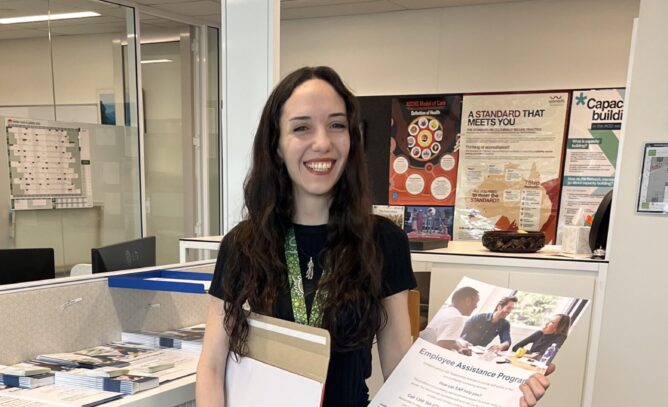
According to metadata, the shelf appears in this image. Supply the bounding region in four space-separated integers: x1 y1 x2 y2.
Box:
107 270 212 294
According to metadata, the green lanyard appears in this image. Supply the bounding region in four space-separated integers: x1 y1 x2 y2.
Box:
285 227 325 327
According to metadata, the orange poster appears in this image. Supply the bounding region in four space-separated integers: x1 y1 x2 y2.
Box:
388 96 462 206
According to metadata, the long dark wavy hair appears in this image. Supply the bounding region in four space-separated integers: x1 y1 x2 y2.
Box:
553 314 571 337
221 66 385 355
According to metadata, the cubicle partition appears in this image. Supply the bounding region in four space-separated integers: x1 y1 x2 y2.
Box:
0 261 213 406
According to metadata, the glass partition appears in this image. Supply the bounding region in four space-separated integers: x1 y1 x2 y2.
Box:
139 14 222 264
139 13 193 265
207 26 221 238
0 0 141 275
0 0 54 120
0 0 221 277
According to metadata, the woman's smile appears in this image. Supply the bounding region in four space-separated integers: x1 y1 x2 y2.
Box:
304 159 335 174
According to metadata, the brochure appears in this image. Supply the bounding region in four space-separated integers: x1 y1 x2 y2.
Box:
121 324 204 351
36 342 158 369
54 369 159 395
0 384 122 406
371 277 589 407
0 391 54 406
0 363 54 390
0 372 54 389
126 348 199 383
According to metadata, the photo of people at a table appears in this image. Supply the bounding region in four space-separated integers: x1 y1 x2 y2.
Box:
419 277 588 372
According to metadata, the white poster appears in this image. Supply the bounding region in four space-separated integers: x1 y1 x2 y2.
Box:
556 89 623 242
371 338 531 407
453 93 569 243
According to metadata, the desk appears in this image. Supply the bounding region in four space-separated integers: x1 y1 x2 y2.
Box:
178 236 223 263
411 241 599 262
105 375 195 407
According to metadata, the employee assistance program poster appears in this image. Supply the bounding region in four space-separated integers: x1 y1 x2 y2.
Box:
453 92 569 243
371 277 589 407
388 95 462 206
556 89 623 243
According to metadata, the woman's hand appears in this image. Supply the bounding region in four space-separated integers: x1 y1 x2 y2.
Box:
519 364 555 407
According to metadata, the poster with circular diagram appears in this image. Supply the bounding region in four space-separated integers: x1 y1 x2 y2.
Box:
388 95 462 205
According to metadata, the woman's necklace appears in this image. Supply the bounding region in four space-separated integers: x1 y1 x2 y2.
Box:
285 227 326 327
299 248 316 280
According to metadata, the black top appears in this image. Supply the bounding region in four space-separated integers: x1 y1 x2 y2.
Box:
512 331 567 357
209 216 416 407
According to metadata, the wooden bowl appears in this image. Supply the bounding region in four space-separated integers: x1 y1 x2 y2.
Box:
481 230 545 253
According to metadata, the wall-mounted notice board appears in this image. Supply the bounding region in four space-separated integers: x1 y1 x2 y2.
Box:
5 117 93 210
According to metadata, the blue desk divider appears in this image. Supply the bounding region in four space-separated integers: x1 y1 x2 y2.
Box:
107 270 213 294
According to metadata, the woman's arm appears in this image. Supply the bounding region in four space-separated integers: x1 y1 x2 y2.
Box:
377 290 412 380
196 296 230 406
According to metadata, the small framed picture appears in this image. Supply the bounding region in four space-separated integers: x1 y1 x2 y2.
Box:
98 91 116 125
637 143 668 213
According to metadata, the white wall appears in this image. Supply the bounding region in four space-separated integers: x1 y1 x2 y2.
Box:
222 0 280 232
281 0 639 95
592 0 668 404
52 34 118 105
0 34 117 106
0 37 54 105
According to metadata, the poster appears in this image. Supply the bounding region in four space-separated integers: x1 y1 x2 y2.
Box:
98 91 116 125
371 277 589 407
388 95 462 206
453 93 569 243
5 117 93 210
637 143 668 213
372 205 405 229
404 206 453 240
556 89 623 243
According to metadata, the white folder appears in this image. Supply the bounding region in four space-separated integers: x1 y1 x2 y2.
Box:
225 314 330 406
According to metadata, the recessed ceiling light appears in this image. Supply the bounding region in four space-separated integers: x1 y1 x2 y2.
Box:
0 11 101 25
141 59 173 64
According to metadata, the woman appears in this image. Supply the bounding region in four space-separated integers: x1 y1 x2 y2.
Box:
196 66 551 407
513 314 571 358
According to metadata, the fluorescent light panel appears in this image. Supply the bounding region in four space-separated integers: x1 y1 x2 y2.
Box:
141 59 173 64
0 11 100 25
